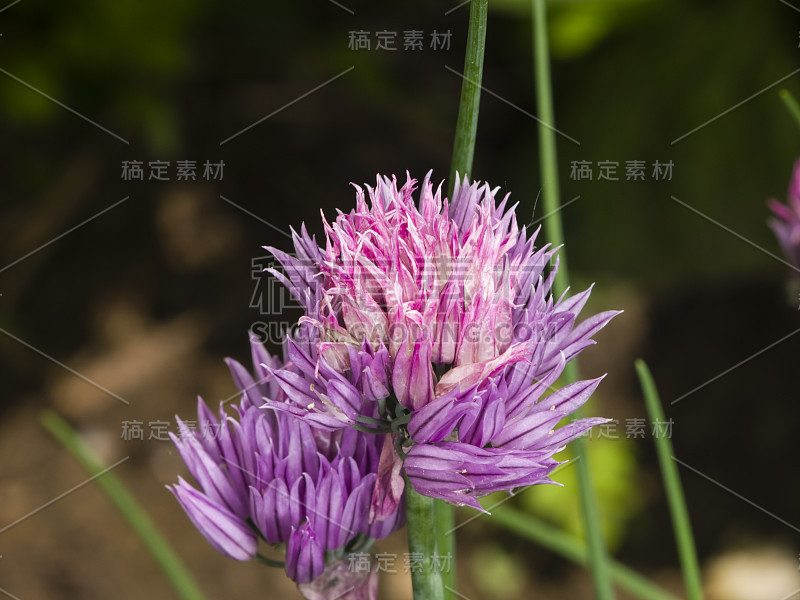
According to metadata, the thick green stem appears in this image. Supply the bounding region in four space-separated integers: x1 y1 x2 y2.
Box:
448 0 489 193
532 1 616 599
441 1 489 596
405 477 445 600
635 361 704 600
433 500 456 597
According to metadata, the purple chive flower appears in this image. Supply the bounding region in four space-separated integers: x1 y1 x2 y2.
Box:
265 173 619 512
169 334 403 589
768 159 800 271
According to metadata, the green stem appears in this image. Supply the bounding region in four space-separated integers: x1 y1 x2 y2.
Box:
405 476 445 600
40 410 209 600
255 553 285 568
433 500 456 598
532 1 616 598
779 89 800 131
448 0 489 193
570 429 616 596
635 361 704 600
532 0 569 294
441 1 489 595
489 506 681 600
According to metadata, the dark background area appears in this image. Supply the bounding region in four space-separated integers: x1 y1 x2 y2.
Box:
1 1 799 599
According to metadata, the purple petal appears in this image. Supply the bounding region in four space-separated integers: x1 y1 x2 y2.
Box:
225 357 264 408
369 434 405 521
458 388 506 448
405 442 561 510
493 377 604 450
285 521 325 584
407 392 479 444
170 426 247 517
170 479 257 561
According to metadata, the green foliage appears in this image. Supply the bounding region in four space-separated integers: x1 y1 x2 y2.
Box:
549 0 658 58
469 544 529 598
0 64 58 122
489 0 661 57
0 0 200 151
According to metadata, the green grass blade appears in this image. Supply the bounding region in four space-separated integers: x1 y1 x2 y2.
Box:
531 0 616 597
779 89 800 131
40 410 209 600
442 1 489 596
634 360 704 600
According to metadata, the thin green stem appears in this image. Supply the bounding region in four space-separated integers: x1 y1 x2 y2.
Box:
635 360 704 600
255 553 285 568
779 89 800 131
489 506 681 600
40 410 209 600
405 476 445 600
448 0 489 194
570 428 616 597
532 1 616 598
532 0 569 295
441 1 489 595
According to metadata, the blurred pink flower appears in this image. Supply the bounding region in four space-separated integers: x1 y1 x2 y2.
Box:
768 159 800 271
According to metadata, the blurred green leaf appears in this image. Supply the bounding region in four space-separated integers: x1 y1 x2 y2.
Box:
522 436 642 551
779 89 800 132
469 544 529 598
1 0 199 150
489 0 660 58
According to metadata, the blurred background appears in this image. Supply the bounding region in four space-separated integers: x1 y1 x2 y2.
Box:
1 0 799 598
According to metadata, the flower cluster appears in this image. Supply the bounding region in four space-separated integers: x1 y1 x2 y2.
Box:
264 173 618 512
170 171 616 596
169 334 403 586
768 159 800 271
